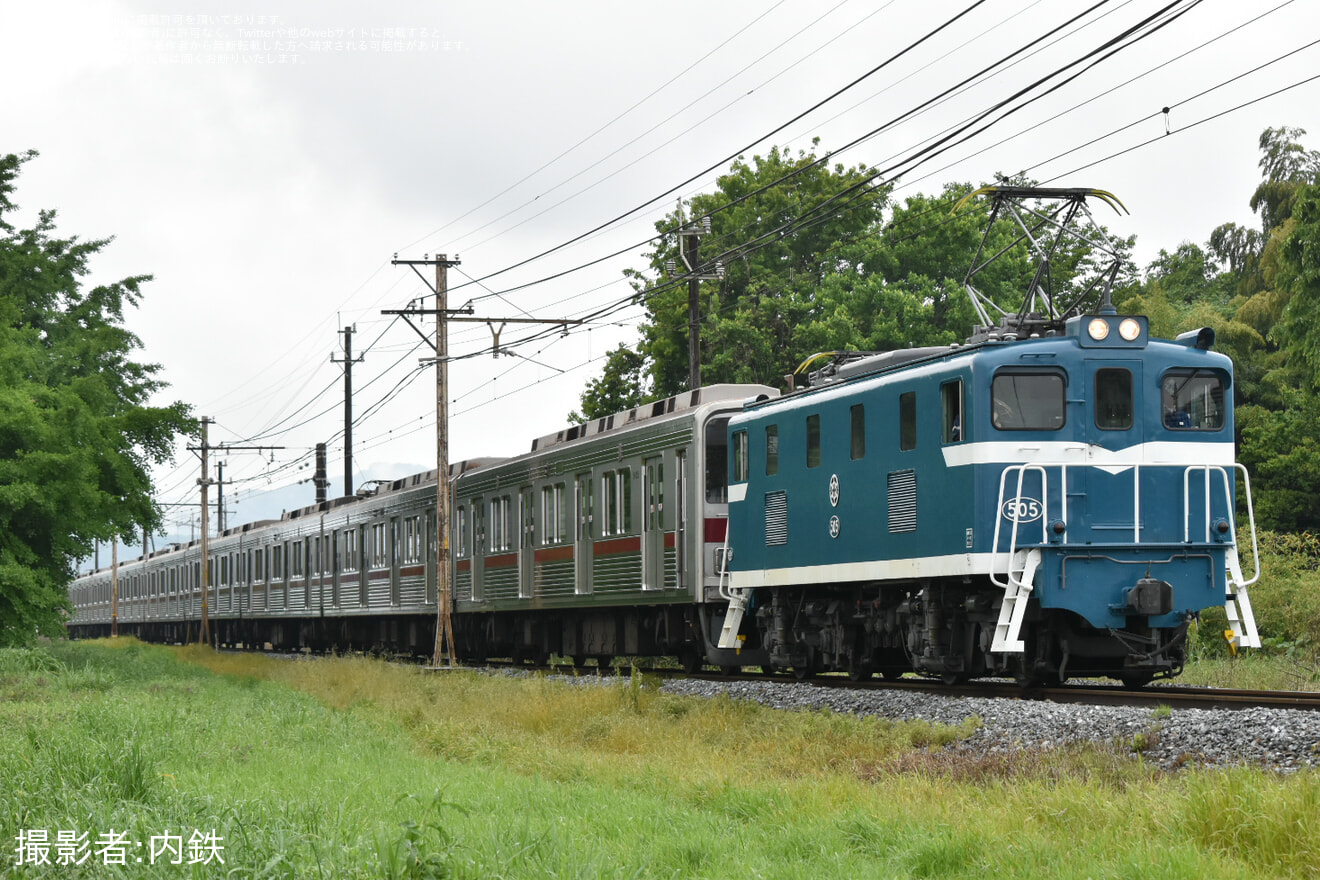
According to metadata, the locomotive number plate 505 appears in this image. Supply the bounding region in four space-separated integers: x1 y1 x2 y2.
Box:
1000 497 1043 522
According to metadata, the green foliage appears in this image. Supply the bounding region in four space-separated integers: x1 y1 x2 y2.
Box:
0 151 193 645
1239 394 1320 532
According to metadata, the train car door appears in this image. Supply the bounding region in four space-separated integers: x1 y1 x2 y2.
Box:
518 487 534 598
675 449 687 592
471 498 486 601
575 474 593 594
1082 360 1143 542
642 456 664 590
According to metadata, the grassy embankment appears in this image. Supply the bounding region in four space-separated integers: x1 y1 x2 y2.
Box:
2 639 1318 879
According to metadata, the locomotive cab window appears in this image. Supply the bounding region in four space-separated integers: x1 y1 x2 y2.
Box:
899 392 916 451
1162 369 1225 430
992 371 1065 431
731 430 748 483
941 380 963 443
850 405 865 460
1095 368 1133 430
765 425 779 475
806 414 821 467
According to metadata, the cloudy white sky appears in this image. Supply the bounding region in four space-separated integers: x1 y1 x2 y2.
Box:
3 0 1317 536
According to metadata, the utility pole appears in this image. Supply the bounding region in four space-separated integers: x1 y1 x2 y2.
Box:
187 419 283 648
332 325 363 497
110 539 118 637
314 443 329 505
197 417 213 646
675 214 722 391
385 254 582 667
217 461 226 534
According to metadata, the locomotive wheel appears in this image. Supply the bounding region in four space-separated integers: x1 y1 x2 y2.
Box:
595 655 614 673
940 672 970 686
571 654 588 669
1121 673 1154 689
791 665 815 681
880 668 905 681
847 660 872 682
717 664 741 676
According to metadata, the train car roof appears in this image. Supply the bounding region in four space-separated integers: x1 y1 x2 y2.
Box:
528 384 778 453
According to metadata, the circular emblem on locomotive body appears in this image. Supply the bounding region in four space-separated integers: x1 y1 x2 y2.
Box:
828 474 840 507
829 515 841 538
1000 497 1044 523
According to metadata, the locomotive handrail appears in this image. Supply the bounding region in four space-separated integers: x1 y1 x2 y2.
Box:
1181 464 1260 588
991 464 1049 590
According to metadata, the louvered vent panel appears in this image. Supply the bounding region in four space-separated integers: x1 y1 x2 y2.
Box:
765 491 789 546
888 470 917 533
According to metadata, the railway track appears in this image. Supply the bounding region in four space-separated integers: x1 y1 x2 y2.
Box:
478 658 1320 713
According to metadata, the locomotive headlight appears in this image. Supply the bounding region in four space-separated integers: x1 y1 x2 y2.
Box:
1087 318 1110 341
1118 318 1142 341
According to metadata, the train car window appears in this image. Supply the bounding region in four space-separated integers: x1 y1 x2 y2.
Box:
489 498 506 552
765 425 779 475
806 414 821 468
540 487 555 544
344 529 359 570
574 479 589 542
622 469 632 533
1095 368 1133 430
900 392 917 450
732 430 748 483
456 506 468 555
992 372 1065 430
292 541 305 577
520 490 534 549
850 405 865 460
705 417 730 503
604 472 619 535
272 544 284 579
1161 370 1225 430
941 380 963 443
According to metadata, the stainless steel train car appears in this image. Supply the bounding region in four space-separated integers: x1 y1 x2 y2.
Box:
66 387 777 669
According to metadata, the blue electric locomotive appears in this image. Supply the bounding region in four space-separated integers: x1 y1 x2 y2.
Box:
717 188 1260 685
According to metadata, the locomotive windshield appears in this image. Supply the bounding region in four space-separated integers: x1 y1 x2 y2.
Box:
1162 369 1225 430
991 372 1065 430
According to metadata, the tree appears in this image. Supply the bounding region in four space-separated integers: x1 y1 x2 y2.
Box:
576 144 1124 419
0 150 194 645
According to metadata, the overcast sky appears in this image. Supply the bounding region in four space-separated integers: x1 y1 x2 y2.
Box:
3 0 1317 534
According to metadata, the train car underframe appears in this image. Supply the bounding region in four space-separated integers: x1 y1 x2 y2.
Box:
751 578 1192 687
453 604 742 671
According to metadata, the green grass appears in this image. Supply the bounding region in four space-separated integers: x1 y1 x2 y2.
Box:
2 639 1318 878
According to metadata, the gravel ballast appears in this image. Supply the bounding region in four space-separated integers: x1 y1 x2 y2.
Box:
658 678 1320 772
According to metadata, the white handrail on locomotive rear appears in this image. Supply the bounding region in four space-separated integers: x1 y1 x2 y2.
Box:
715 520 749 650
990 464 1049 590
1181 464 1261 589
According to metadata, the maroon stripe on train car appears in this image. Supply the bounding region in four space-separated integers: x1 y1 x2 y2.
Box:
704 518 728 543
595 536 641 556
534 545 574 563
484 553 517 568
456 560 471 572
664 531 676 548
400 565 425 578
